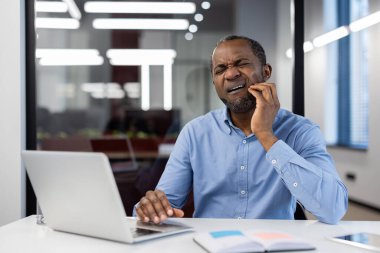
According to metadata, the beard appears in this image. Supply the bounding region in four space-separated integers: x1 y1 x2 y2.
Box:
220 92 256 113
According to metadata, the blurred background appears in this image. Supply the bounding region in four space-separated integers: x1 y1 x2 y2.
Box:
1 0 380 223
32 0 380 218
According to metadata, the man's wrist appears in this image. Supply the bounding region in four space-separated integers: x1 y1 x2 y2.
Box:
255 131 278 151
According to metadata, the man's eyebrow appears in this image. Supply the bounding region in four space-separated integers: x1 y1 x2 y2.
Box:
214 57 251 68
235 57 250 62
214 63 226 69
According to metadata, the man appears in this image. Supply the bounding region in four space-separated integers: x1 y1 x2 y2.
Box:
135 35 348 224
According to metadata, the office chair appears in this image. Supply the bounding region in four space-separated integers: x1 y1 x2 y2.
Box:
294 202 307 220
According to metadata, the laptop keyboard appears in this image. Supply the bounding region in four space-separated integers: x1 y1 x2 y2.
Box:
125 218 192 238
130 227 160 238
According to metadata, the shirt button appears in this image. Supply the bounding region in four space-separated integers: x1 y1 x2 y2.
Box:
242 140 247 144
240 165 245 170
293 182 298 187
240 190 246 195
271 159 277 165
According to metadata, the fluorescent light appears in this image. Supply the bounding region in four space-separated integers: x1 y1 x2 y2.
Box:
285 48 292 59
189 24 198 33
36 18 80 29
81 82 120 92
109 57 174 65
85 1 196 14
35 1 68 13
93 18 189 30
81 83 105 92
124 82 140 99
91 89 125 99
201 1 211 10
82 83 125 99
107 49 177 65
303 41 314 52
39 56 103 66
36 49 103 66
62 0 82 19
163 64 172 111
185 32 194 40
141 65 150 111
313 26 349 47
349 11 380 32
285 42 313 59
36 49 100 58
194 13 204 22
285 11 380 57
107 49 177 110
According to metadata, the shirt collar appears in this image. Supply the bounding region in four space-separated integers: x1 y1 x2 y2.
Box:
222 106 233 135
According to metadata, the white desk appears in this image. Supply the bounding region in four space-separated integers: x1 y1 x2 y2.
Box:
0 216 379 253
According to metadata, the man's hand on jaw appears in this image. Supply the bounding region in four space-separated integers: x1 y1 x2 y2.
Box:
135 190 184 224
248 83 280 151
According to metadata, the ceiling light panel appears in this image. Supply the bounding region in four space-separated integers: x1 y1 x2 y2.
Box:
313 26 349 47
62 0 82 19
85 1 196 14
36 18 80 29
349 11 380 32
36 49 103 66
93 18 189 30
35 1 68 13
107 49 176 65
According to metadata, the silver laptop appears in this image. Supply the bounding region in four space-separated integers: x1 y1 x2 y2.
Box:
21 150 193 243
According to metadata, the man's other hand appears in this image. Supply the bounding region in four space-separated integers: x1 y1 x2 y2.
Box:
135 190 184 224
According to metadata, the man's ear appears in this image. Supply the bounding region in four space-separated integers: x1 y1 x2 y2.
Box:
263 64 272 81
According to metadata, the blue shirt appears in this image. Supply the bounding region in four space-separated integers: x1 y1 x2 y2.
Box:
156 107 348 224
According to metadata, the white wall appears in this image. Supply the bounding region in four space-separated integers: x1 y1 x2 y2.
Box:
305 0 380 209
0 0 25 225
304 0 328 131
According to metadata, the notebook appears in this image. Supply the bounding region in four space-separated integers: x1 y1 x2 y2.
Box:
193 230 315 253
21 150 193 243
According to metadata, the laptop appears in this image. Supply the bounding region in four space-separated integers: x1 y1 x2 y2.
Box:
21 150 193 243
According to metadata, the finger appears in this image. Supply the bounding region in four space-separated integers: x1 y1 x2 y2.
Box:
146 191 167 223
136 204 149 222
268 83 280 107
140 196 160 224
248 86 264 103
253 83 280 109
259 83 278 102
250 84 274 103
173 208 185 218
155 190 174 217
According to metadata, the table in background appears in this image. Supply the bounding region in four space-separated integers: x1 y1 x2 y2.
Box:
0 216 379 253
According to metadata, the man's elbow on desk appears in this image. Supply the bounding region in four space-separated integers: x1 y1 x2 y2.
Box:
314 191 349 225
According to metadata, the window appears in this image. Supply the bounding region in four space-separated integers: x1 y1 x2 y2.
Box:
324 0 369 149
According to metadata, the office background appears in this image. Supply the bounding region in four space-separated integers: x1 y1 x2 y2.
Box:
1 0 380 226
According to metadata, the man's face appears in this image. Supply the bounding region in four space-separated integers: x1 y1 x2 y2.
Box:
211 39 268 113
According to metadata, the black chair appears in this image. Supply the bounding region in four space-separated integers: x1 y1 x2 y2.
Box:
294 202 307 220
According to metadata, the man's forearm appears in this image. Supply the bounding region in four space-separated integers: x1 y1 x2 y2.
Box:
266 140 348 224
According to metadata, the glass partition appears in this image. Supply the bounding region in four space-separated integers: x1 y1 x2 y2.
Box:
33 0 293 215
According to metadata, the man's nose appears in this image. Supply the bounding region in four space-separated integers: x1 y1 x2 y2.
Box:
224 66 240 80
